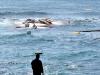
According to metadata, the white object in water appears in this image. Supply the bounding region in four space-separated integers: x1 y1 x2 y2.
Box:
52 20 65 25
67 64 78 70
71 32 80 35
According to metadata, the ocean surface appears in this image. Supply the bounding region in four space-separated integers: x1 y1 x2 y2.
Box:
0 0 100 75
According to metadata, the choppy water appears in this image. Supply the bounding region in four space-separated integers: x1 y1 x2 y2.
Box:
0 0 100 75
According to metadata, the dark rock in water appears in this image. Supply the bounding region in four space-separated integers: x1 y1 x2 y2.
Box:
27 31 31 35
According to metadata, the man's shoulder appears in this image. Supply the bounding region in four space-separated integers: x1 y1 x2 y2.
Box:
39 60 42 64
31 59 35 63
31 59 42 63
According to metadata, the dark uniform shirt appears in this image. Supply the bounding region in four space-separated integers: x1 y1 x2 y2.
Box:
31 59 43 75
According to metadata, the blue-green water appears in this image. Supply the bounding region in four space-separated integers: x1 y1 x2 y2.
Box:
0 0 100 75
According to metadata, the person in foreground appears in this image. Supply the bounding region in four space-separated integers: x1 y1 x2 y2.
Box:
31 53 44 75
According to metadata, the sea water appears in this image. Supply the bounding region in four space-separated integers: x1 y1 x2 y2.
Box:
0 0 100 75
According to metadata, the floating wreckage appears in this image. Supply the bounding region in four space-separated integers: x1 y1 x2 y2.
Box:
71 29 100 36
14 18 73 28
77 29 100 32
15 18 52 28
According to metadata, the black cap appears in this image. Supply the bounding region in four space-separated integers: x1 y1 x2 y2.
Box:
35 53 43 55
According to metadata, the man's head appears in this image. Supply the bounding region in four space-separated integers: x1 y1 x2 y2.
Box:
36 54 40 59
